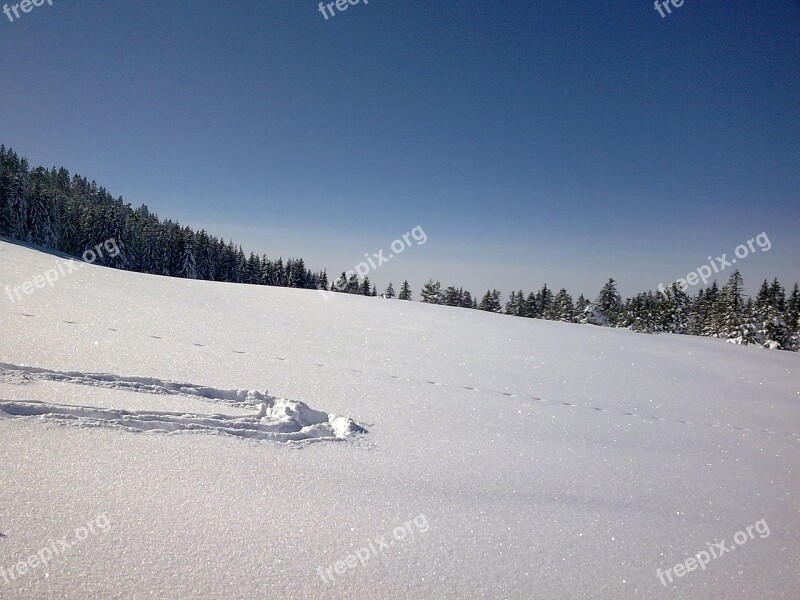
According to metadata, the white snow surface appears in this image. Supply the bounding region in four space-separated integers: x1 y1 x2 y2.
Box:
0 239 798 599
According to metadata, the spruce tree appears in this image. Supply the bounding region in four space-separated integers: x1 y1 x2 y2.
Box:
346 272 360 294
595 278 622 326
360 276 372 296
479 290 502 312
787 284 800 335
444 286 461 306
504 291 518 315
420 280 442 304
523 291 537 318
757 278 795 349
537 284 555 319
553 289 574 322
574 294 590 315
398 280 412 301
460 289 473 308
332 272 348 293
718 270 745 338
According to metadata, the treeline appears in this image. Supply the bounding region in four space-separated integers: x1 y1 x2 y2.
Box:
0 146 329 289
409 276 799 351
1 145 797 351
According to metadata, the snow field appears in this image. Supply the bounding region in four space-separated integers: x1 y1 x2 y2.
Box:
1 240 798 599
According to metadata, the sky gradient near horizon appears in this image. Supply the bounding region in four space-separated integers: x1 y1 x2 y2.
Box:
1 0 798 299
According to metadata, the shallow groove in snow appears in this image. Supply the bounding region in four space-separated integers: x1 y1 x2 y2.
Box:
0 363 366 442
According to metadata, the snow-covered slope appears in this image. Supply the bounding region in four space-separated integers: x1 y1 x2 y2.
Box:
1 239 798 599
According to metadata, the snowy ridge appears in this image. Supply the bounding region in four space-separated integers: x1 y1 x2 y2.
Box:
0 363 366 442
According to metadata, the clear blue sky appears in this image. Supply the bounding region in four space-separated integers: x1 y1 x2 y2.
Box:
1 0 798 299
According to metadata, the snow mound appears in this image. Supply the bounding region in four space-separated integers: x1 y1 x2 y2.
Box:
0 363 366 442
0 400 363 441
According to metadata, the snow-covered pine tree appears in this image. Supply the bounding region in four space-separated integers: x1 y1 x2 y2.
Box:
245 252 261 284
287 258 308 288
523 291 537 318
478 291 494 312
478 290 502 312
398 280 412 301
718 270 745 339
504 291 519 315
360 276 372 296
574 294 590 315
444 286 461 306
331 272 348 293
26 167 59 248
536 284 555 319
787 284 800 336
755 278 796 350
553 288 574 322
384 282 396 298
620 293 656 332
233 245 247 283
595 278 622 326
7 155 30 242
460 289 473 309
420 280 442 304
346 272 360 294
491 290 502 312
0 146 15 237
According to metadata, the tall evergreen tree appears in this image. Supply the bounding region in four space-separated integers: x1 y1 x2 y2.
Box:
787 284 800 335
478 290 502 313
574 294 590 315
360 276 373 296
595 278 622 326
537 284 555 319
718 270 745 338
505 291 521 315
523 291 537 318
552 289 575 322
420 280 442 304
460 289 474 309
444 286 461 307
398 280 412 301
332 272 348 293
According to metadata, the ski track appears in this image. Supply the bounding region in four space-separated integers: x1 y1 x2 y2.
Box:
0 363 366 443
7 312 800 441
